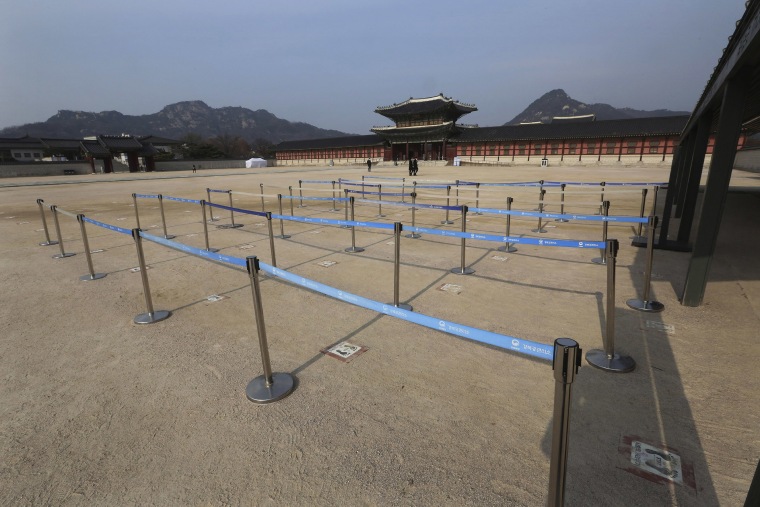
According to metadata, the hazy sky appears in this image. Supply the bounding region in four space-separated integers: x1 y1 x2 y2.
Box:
0 0 748 135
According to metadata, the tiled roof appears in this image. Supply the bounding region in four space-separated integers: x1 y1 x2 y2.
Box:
0 136 45 149
276 134 384 151
138 135 182 145
80 140 111 156
451 115 690 143
40 138 83 149
375 94 477 116
97 135 143 151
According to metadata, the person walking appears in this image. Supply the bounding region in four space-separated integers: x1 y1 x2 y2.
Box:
408 157 413 176
412 157 419 176
367 159 372 172
192 164 196 173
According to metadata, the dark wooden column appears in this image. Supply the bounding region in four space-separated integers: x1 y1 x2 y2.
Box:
675 115 711 243
674 129 699 218
682 76 749 306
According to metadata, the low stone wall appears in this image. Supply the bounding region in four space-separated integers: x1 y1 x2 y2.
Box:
155 160 248 171
0 162 92 178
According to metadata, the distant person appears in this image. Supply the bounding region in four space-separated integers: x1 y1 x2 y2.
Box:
192 164 196 173
408 157 413 176
367 159 372 172
412 157 419 176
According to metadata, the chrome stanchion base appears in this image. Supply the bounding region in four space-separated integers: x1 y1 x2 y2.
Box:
585 349 636 373
441 220 454 225
217 223 244 229
473 212 483 216
246 372 296 404
531 228 548 233
80 273 107 281
405 232 421 239
497 244 517 252
53 252 76 259
390 303 413 311
39 240 59 246
591 255 607 265
329 208 340 212
344 246 365 253
205 248 220 253
626 298 665 313
450 267 475 275
341 225 351 229
297 204 307 208
163 234 176 239
133 310 171 325
277 234 291 239
630 235 646 243
377 214 386 218
554 218 569 223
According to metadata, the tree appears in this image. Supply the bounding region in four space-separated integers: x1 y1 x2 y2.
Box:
208 133 250 158
252 138 276 159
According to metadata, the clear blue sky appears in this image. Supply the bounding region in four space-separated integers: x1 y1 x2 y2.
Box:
0 0 749 135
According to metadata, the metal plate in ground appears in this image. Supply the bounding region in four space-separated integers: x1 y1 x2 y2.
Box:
630 441 684 485
206 294 228 302
321 341 367 362
438 283 463 295
643 320 675 334
90 249 105 254
491 255 509 262
317 260 337 267
129 266 151 273
239 244 256 250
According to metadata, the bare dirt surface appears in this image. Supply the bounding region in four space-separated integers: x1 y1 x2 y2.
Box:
1 162 758 505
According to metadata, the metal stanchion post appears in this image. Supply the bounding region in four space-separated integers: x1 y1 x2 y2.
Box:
408 181 417 210
586 239 635 372
132 193 142 230
245 256 296 404
405 192 421 239
455 180 460 206
298 180 305 207
401 178 406 203
200 200 219 253
288 186 295 216
36 199 58 246
219 190 243 229
390 222 412 310
266 212 277 267
50 205 75 259
548 338 581 507
377 184 385 217
592 201 611 265
276 194 290 239
206 189 216 221
598 181 606 215
534 180 544 211
633 188 648 240
450 206 474 275
157 194 176 239
260 183 265 212
627 216 664 313
473 183 482 215
77 214 106 281
342 189 351 228
555 183 569 222
441 186 454 224
532 189 547 233
344 197 364 253
131 229 170 324
330 181 339 211
497 197 517 252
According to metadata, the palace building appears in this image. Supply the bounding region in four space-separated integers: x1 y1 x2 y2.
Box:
274 94 743 166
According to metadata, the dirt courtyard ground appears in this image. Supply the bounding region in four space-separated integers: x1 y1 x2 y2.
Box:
1 161 758 506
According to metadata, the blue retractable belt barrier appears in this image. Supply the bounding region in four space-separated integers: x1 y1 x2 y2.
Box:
134 193 159 199
207 188 229 194
281 195 348 202
207 201 268 217
469 207 648 223
163 196 201 204
404 226 605 248
274 213 395 230
82 217 133 235
300 180 334 184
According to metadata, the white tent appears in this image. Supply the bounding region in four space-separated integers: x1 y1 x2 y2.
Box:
245 158 267 168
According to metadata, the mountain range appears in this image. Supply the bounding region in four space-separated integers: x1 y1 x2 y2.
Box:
0 90 690 142
507 89 689 124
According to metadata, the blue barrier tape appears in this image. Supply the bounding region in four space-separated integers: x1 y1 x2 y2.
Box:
163 196 201 204
274 213 396 230
82 217 132 235
300 180 334 184
405 225 605 248
348 190 410 197
207 188 229 194
543 181 666 187
134 193 159 199
260 263 554 361
340 181 381 187
469 207 648 224
207 201 268 218
284 195 348 202
361 176 407 181
139 231 247 267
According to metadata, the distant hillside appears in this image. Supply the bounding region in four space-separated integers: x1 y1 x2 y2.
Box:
507 89 690 125
0 100 352 143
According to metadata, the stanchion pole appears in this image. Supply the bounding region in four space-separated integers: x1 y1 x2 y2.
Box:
76 214 106 280
245 256 296 404
260 184 266 212
131 229 170 324
36 199 58 246
200 200 219 253
441 186 454 224
50 205 75 259
627 216 664 312
132 193 142 230
555 183 569 222
634 188 648 240
206 188 216 221
401 178 406 203
451 205 474 275
276 194 290 239
298 180 305 207
586 239 635 373
532 189 547 233
221 190 243 228
455 179 460 206
534 180 544 211
330 181 339 211
344 196 364 253
650 185 659 217
598 181 606 215
342 189 351 228
548 338 581 507
405 192 421 239
391 222 412 310
473 183 482 215
497 197 517 252
157 194 176 239
266 212 277 267
288 186 295 216
377 184 385 218
408 181 417 210
592 201 611 265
